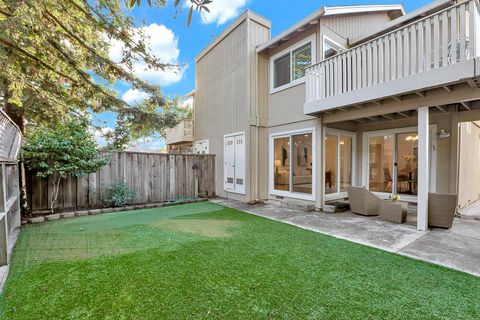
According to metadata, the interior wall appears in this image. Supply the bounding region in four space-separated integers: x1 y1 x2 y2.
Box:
458 121 480 208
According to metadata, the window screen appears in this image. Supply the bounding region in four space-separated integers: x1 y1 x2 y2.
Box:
274 53 291 88
292 43 312 80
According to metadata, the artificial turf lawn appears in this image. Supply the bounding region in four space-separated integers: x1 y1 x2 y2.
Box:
1 202 479 319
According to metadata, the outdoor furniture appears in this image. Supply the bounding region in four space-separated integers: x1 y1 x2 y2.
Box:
380 201 407 224
347 187 382 216
428 192 457 228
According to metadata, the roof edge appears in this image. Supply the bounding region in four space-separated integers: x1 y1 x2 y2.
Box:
256 4 405 53
195 10 271 62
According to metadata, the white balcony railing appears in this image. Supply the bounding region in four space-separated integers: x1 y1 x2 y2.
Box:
305 0 480 108
165 120 194 145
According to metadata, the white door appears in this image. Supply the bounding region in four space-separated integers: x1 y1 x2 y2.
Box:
224 136 235 190
224 132 246 194
234 134 246 193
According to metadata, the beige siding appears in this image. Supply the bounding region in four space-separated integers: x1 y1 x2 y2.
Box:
248 20 271 201
194 14 270 201
262 12 398 206
458 122 480 208
320 12 392 40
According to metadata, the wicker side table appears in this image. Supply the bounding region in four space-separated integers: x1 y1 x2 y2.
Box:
380 201 407 224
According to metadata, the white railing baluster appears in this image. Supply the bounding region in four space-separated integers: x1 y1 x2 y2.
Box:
441 11 449 67
433 15 440 68
303 0 478 102
418 22 425 72
459 3 466 62
451 6 458 64
403 29 409 77
410 25 417 75
425 18 432 71
379 39 384 83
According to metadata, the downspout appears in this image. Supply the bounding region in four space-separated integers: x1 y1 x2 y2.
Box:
254 49 260 202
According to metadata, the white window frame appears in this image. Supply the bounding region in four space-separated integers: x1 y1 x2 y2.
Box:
224 131 246 195
269 127 316 201
323 128 357 201
270 35 316 94
361 125 437 203
322 35 346 60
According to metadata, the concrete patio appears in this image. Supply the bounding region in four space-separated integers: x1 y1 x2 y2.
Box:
212 198 480 277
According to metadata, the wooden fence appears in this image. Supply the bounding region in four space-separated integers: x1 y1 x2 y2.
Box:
27 152 216 213
0 110 22 266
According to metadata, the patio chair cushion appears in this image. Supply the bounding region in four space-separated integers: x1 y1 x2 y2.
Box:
428 192 457 229
347 187 382 216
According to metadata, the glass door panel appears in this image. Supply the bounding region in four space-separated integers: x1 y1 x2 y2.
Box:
325 135 338 194
339 136 352 192
292 133 313 194
368 135 394 192
397 132 418 195
273 137 290 191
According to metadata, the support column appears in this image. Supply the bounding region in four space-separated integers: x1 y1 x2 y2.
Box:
315 118 324 210
417 107 430 231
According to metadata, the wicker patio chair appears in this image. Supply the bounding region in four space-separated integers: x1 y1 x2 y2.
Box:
428 193 457 229
348 187 382 216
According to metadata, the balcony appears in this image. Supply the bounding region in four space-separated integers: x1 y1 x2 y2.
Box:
304 0 480 115
165 120 194 146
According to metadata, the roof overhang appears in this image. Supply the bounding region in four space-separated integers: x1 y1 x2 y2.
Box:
256 4 405 53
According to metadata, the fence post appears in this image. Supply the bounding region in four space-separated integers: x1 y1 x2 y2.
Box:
0 163 8 266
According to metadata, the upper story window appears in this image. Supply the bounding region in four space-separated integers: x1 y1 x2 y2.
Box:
271 36 316 93
323 36 345 60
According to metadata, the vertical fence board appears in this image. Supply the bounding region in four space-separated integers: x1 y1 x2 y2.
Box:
28 152 215 212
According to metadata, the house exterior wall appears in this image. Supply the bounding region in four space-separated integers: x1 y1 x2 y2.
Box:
261 12 398 206
458 121 480 208
194 12 270 201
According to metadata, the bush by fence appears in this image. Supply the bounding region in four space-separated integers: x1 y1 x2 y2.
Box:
27 152 215 213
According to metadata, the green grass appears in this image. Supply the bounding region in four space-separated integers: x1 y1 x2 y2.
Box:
1 202 479 319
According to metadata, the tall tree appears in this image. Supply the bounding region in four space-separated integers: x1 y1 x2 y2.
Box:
0 0 200 146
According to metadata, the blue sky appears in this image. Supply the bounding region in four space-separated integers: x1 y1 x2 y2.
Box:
97 0 433 149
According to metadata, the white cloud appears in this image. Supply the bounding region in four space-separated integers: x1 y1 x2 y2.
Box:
181 96 193 109
121 89 150 104
128 135 166 151
91 126 114 147
192 0 248 26
108 23 184 87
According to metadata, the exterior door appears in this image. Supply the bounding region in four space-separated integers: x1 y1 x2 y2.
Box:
364 126 437 202
224 136 235 190
224 132 246 194
324 129 356 200
234 135 246 193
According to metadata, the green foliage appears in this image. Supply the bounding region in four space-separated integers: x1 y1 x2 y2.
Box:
21 118 109 179
103 182 135 207
0 0 192 144
21 117 109 211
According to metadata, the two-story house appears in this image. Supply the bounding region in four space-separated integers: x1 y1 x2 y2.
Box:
189 0 480 231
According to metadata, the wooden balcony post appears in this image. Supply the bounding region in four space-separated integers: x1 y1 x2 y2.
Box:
417 107 430 231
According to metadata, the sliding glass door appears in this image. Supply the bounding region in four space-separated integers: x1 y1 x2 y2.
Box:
271 129 315 201
324 129 355 200
364 127 436 200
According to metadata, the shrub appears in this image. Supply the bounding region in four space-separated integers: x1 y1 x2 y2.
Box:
103 182 135 207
